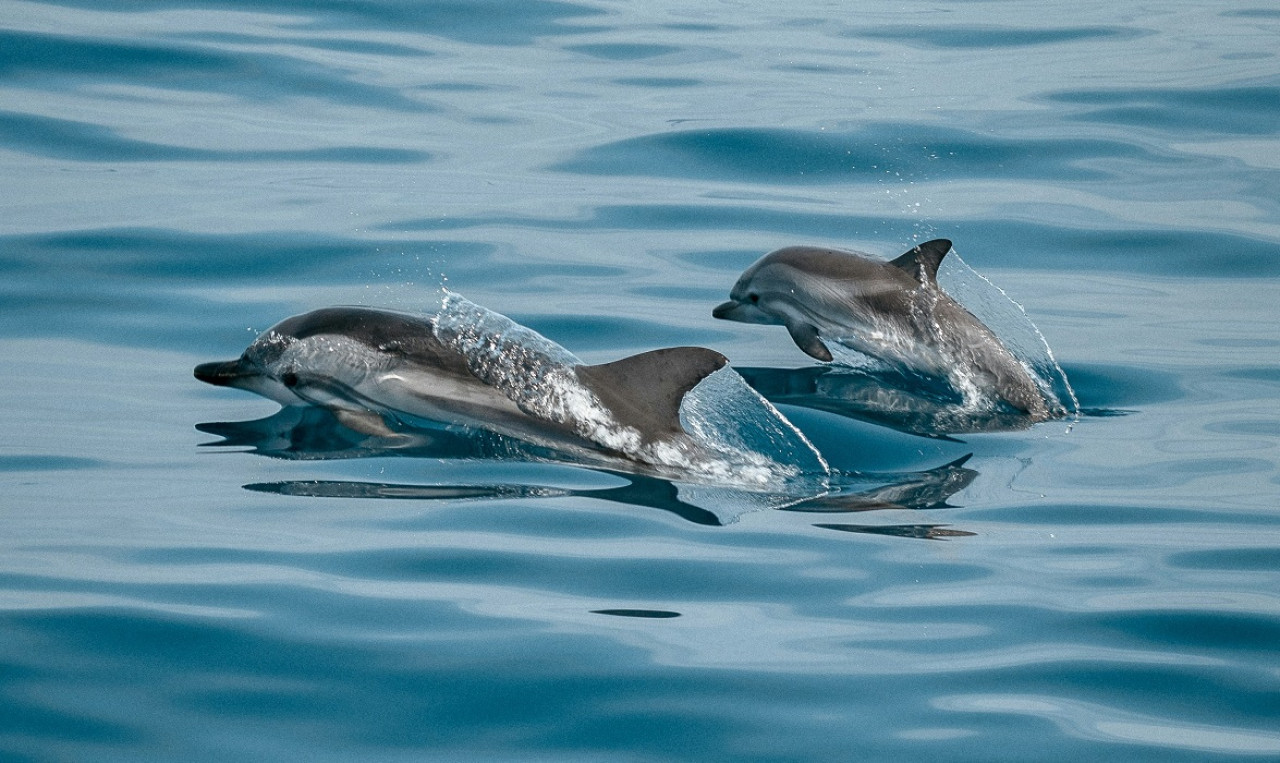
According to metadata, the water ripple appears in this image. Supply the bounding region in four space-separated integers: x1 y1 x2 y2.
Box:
552 124 1163 183
1046 84 1280 135
0 110 431 163
0 29 434 111
851 24 1150 49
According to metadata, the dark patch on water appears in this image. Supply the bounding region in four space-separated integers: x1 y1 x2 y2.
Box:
611 77 702 88
1226 367 1280 385
1096 611 1280 652
551 124 1158 184
178 32 431 58
0 455 104 472
566 44 682 60
591 609 682 618
1167 548 1280 571
972 503 1280 527
1222 8 1280 18
1204 420 1280 437
851 24 1147 49
0 29 433 111
32 0 606 46
0 111 431 163
1045 85 1280 135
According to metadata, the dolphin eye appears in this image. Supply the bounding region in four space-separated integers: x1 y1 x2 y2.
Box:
281 371 299 388
748 293 760 303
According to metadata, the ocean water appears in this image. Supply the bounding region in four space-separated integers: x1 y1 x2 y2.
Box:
2 0 1279 759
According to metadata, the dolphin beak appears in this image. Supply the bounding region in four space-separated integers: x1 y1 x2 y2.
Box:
712 300 740 320
194 359 251 387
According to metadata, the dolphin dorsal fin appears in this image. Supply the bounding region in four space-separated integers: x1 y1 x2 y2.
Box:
889 238 952 285
575 347 728 441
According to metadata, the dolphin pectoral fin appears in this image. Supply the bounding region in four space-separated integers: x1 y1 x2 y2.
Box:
575 347 728 441
332 408 398 438
786 321 833 362
283 373 398 438
889 238 952 284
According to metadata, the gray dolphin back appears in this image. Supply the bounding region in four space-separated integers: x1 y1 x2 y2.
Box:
575 347 728 441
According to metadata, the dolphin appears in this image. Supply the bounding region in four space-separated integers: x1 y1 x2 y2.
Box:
195 305 730 469
712 239 1051 419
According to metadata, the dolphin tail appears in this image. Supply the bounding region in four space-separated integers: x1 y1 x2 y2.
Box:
574 347 728 441
889 238 952 285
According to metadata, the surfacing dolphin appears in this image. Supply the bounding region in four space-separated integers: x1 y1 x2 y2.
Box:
713 239 1054 420
195 300 733 474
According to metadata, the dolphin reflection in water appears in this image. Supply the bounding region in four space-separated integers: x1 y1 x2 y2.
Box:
735 365 1041 437
198 405 978 533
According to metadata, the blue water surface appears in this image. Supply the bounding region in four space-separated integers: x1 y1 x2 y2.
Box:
2 1 1279 760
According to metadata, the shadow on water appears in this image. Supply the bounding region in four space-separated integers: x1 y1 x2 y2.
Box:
198 406 979 534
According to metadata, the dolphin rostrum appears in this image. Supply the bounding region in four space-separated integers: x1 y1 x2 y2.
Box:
712 239 1052 419
195 301 732 470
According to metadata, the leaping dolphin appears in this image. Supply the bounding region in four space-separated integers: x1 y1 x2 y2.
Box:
195 302 731 470
712 239 1052 419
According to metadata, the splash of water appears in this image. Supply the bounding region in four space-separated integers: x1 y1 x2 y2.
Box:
429 289 829 487
938 250 1080 425
680 366 830 482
